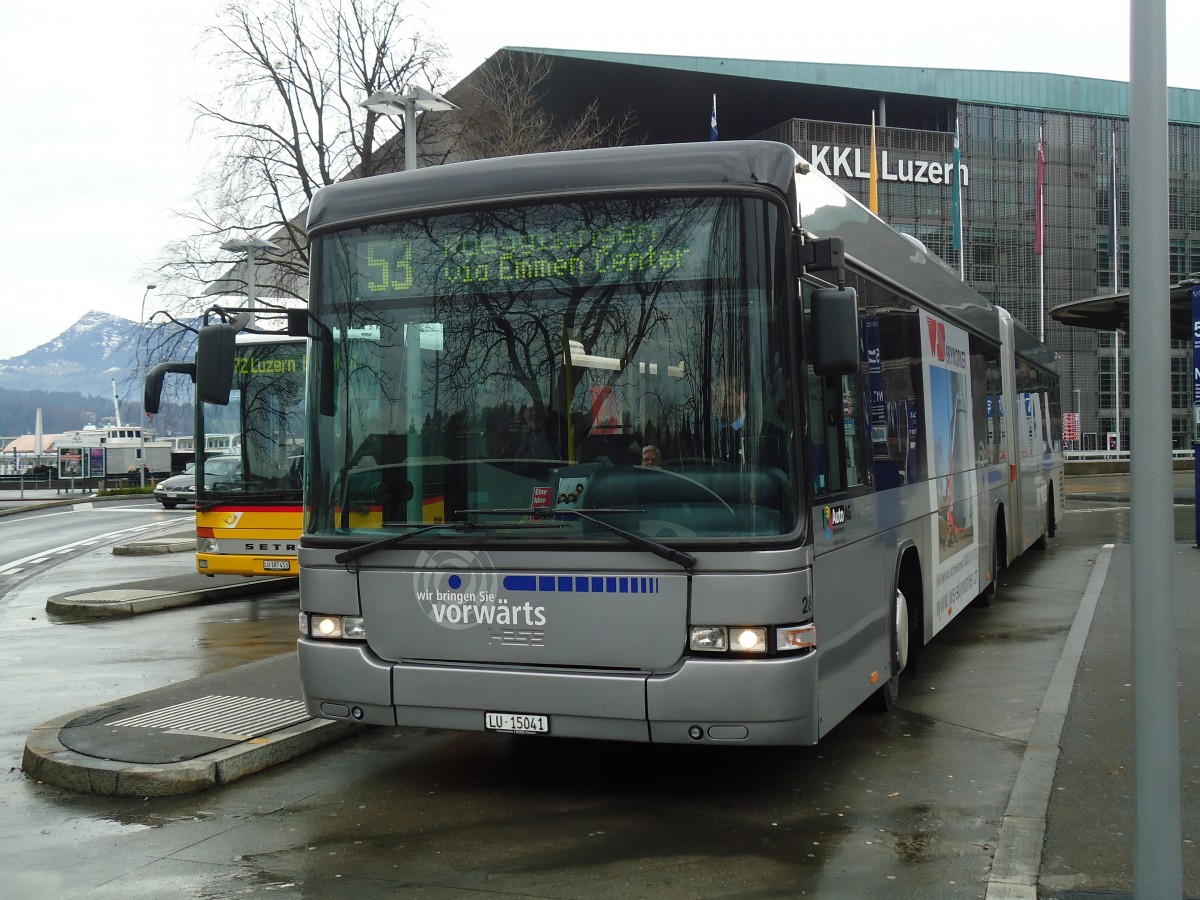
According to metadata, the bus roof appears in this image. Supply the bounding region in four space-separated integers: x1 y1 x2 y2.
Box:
308 140 1044 362
307 141 800 234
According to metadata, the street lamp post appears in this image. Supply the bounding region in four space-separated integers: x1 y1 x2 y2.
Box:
138 284 157 488
219 237 281 328
361 86 459 171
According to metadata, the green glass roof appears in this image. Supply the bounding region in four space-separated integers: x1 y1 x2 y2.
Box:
510 48 1200 125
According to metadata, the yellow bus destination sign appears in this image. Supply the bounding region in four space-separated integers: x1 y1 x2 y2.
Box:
233 350 306 378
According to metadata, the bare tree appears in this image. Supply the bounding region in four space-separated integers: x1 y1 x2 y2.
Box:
148 12 639 381
448 51 639 161
153 0 449 324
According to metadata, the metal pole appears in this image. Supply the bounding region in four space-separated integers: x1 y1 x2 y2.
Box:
138 284 155 488
1080 388 1089 453
246 249 257 329
1129 0 1181 895
1193 286 1200 548
405 98 417 170
1114 329 1122 452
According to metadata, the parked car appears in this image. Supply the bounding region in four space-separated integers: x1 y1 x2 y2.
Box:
153 456 241 509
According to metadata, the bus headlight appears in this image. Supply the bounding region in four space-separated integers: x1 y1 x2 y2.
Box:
690 625 767 653
689 625 728 651
302 614 366 641
731 627 768 652
197 536 220 554
689 623 814 655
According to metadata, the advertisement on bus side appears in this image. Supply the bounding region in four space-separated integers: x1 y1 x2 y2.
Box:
922 312 980 631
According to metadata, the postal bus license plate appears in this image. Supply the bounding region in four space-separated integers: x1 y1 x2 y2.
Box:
263 560 292 571
485 712 549 734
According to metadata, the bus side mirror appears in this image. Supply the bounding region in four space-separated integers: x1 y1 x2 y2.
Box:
811 286 860 377
143 361 196 415
196 322 237 405
287 308 309 337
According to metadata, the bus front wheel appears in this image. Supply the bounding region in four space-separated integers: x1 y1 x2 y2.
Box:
870 586 911 712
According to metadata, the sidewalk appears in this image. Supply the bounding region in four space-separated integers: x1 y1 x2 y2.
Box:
0 487 106 514
1063 469 1195 503
1037 542 1200 897
11 495 366 796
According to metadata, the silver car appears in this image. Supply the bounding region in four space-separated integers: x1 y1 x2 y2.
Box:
152 456 241 509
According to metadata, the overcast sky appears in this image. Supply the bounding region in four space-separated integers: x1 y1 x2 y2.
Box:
1 0 1198 360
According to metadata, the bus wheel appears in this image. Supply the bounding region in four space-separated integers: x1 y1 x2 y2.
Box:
980 516 1006 607
870 586 910 712
1032 496 1052 551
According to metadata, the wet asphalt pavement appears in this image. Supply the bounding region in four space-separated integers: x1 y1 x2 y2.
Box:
1 478 1198 898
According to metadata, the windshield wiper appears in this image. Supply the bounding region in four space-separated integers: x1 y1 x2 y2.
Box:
459 507 696 574
566 510 696 574
334 521 477 565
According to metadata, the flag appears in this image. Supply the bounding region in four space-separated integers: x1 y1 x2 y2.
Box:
1035 127 1045 256
710 94 718 141
869 112 879 215
951 118 962 252
1109 127 1120 291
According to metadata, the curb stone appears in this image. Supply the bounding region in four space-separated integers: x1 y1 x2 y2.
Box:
22 705 369 797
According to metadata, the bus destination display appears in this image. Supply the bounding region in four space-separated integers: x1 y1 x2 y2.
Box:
345 200 724 300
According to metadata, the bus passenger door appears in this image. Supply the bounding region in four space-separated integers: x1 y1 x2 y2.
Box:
808 368 889 736
808 374 865 496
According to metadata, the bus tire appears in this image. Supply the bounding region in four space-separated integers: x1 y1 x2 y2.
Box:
979 511 1006 607
869 585 911 712
1031 492 1053 551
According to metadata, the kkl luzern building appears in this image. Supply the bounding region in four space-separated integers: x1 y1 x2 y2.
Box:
472 48 1200 450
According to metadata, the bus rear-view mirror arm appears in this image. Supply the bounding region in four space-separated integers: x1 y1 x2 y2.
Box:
143 361 196 416
287 308 336 417
800 235 860 376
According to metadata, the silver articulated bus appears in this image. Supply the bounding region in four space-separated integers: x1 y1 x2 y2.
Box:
262 140 1062 745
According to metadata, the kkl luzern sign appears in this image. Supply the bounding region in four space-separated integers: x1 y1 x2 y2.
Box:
809 145 969 187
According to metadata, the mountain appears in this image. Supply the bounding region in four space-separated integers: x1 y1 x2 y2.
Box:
0 310 146 398
0 311 197 436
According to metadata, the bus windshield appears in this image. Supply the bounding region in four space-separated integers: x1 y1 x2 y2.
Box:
307 194 799 542
198 337 306 504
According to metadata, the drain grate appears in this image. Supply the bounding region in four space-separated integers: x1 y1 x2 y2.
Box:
108 695 310 740
70 588 169 604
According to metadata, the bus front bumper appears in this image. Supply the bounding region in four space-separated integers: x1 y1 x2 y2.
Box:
297 639 819 746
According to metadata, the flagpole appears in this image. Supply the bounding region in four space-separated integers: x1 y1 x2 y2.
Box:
869 112 879 215
953 117 963 279
1037 126 1046 341
1112 126 1121 452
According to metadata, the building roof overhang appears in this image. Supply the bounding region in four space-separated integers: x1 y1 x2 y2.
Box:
1051 277 1200 341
